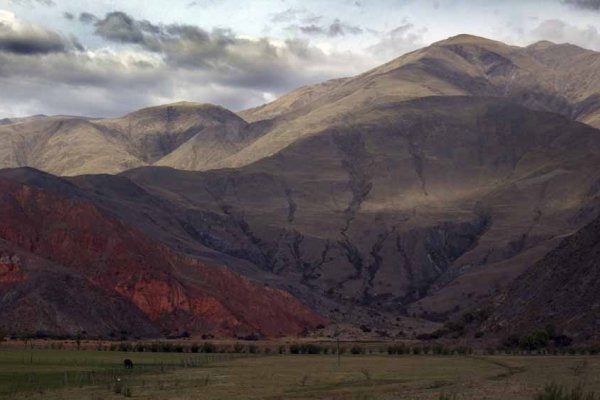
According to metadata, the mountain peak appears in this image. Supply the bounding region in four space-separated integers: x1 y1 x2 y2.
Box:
122 101 238 121
433 34 506 47
527 40 557 50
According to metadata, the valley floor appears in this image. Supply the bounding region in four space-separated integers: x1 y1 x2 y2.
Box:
1 348 599 399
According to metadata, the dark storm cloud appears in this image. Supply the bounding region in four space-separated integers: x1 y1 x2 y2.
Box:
299 24 325 35
562 0 600 10
328 19 362 36
94 11 156 44
270 8 323 25
0 19 66 54
69 34 84 51
91 11 335 77
0 10 370 117
79 12 99 24
293 19 363 37
63 12 74 20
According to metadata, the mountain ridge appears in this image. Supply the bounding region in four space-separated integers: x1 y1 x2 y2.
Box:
2 34 600 339
4 35 600 175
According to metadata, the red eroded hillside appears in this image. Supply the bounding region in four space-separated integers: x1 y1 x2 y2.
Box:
0 178 326 337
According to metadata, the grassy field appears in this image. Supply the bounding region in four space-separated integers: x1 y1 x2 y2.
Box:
1 346 599 399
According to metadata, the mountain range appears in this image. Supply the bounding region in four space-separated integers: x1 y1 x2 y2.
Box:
1 34 600 342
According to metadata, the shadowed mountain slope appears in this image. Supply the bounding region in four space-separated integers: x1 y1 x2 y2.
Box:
0 174 325 337
116 96 600 332
484 213 600 342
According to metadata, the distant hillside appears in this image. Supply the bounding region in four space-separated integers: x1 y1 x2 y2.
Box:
3 35 600 176
0 102 254 176
3 35 600 338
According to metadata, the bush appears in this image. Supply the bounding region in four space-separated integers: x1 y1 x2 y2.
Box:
387 345 407 355
350 346 365 355
303 344 322 354
201 342 216 353
160 342 174 352
118 342 132 352
289 343 323 354
233 343 245 353
553 335 573 348
519 330 549 351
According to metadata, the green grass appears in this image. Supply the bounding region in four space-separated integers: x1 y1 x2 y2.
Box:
1 347 600 399
0 347 240 397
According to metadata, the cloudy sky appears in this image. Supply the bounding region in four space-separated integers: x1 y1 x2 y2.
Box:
0 0 599 118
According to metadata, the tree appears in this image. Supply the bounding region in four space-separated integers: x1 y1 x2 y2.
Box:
75 332 82 350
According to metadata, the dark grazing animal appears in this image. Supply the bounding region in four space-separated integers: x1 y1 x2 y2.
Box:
124 359 133 369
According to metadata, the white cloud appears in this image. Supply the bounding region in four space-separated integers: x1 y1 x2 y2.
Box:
530 19 600 50
367 23 427 61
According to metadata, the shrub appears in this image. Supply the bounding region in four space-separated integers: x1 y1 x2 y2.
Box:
350 346 365 355
233 343 245 353
289 343 323 354
201 342 216 353
302 344 322 354
552 335 573 347
389 344 408 355
118 342 132 352
160 342 174 352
